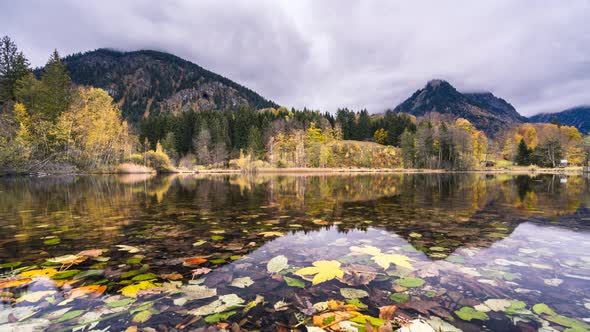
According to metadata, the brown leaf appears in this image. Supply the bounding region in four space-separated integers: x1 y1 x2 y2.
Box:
271 274 284 282
379 305 397 320
341 264 378 286
78 249 105 258
161 272 183 280
378 321 393 332
365 320 374 332
399 300 439 315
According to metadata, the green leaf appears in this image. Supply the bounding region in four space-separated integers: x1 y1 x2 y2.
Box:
395 277 425 288
455 307 489 321
73 269 104 280
389 293 409 303
0 262 22 268
52 270 80 280
43 238 61 245
121 270 141 279
284 276 305 288
106 298 135 308
345 298 368 310
53 309 84 323
533 303 557 316
211 235 224 241
204 310 237 323
126 257 143 264
132 273 158 281
132 310 152 323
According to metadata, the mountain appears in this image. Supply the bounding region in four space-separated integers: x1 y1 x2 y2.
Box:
529 106 590 134
393 79 526 136
58 49 278 121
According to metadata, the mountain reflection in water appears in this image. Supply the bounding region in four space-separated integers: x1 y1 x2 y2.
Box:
0 173 589 331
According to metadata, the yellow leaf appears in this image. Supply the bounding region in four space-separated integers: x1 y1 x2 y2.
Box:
47 254 87 265
350 246 412 270
295 260 344 285
120 281 157 298
16 290 56 303
372 254 413 270
259 231 284 237
18 268 58 278
350 245 381 256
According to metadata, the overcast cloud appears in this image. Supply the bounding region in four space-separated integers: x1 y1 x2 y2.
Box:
1 0 589 115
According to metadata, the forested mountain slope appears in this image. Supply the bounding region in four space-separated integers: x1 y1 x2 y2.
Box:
55 49 277 121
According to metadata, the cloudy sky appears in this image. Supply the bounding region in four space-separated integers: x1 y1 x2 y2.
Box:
1 1 589 116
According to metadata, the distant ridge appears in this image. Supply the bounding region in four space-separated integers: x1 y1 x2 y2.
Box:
392 79 527 137
529 106 590 134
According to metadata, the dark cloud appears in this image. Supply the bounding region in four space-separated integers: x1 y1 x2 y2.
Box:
1 0 589 115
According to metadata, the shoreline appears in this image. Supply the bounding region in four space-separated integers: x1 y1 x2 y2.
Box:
1 166 586 177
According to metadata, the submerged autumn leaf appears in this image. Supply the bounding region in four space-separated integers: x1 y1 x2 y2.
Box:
295 260 344 285
120 281 158 298
350 245 413 270
47 254 87 265
18 268 58 278
0 277 33 289
183 257 207 267
67 285 107 299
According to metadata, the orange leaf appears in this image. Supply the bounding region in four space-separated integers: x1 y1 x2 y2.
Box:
183 257 207 266
67 285 107 299
379 305 397 320
0 278 33 289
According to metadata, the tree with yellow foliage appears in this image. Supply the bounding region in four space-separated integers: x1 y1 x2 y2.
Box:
57 87 132 169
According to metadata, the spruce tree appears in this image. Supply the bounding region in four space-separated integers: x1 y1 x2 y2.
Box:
40 50 72 121
0 36 31 101
516 139 530 165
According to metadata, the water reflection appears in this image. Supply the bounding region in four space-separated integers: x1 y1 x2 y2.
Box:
0 173 589 331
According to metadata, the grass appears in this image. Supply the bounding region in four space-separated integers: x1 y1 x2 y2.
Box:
115 163 154 174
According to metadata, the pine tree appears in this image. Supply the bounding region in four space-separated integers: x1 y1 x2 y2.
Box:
0 36 31 101
39 50 72 121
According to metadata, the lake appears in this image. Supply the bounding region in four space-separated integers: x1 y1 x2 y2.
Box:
1 173 589 331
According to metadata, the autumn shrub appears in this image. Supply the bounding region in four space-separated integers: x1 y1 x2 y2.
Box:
144 143 174 172
127 153 144 165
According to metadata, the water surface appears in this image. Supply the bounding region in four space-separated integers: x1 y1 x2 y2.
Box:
0 173 589 331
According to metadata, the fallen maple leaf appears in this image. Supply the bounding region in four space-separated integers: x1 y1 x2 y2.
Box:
295 260 344 285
